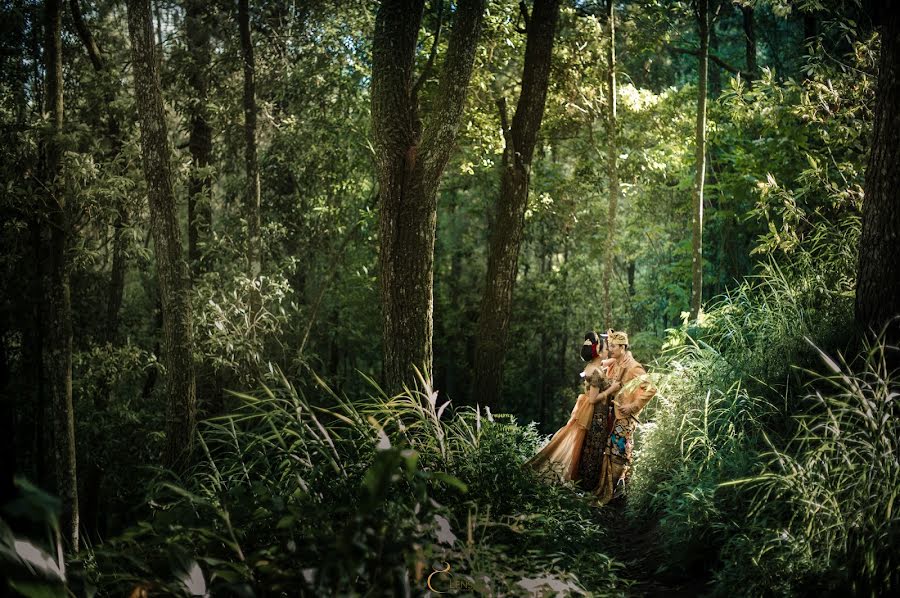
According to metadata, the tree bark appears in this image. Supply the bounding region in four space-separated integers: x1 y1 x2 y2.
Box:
741 5 757 77
126 0 197 471
603 0 618 328
239 0 261 285
473 0 559 410
186 0 213 277
45 0 79 550
372 0 485 395
69 0 127 350
856 3 900 350
690 0 708 321
709 14 721 94
70 0 132 540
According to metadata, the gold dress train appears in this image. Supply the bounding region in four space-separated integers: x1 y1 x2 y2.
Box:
526 369 607 483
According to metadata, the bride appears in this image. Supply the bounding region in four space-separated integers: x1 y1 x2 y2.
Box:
525 331 612 483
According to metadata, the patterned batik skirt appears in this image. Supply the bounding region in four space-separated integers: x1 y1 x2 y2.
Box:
577 397 610 491
595 413 636 504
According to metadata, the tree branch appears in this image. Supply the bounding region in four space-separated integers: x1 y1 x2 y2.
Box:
516 0 529 34
671 45 753 79
69 0 104 71
412 0 444 98
419 0 485 190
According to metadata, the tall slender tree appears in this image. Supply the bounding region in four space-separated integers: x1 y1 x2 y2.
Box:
126 0 196 470
68 0 128 540
45 0 78 550
741 4 757 77
69 0 128 363
603 0 618 328
856 0 900 350
689 0 709 321
473 0 560 409
371 0 485 394
239 0 261 287
186 0 213 277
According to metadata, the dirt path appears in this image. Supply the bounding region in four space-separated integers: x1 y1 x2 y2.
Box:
590 501 713 597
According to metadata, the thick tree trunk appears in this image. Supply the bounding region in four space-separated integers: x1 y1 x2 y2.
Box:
186 0 213 277
603 0 618 328
473 0 559 409
372 0 485 395
239 0 261 284
741 5 757 77
44 0 78 550
126 0 197 471
690 0 708 321
856 4 900 350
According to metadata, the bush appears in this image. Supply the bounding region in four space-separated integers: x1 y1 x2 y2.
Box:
73 370 625 596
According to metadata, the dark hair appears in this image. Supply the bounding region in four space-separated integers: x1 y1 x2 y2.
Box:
583 331 606 359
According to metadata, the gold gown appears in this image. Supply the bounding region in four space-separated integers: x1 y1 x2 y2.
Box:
525 369 607 483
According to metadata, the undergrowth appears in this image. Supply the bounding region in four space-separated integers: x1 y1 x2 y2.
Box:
64 371 626 596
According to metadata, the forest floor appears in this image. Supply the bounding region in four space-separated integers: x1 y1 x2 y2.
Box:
590 500 714 597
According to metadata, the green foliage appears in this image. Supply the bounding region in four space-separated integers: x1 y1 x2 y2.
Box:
72 372 624 595
624 25 880 594
0 479 67 598
0 0 887 595
716 334 899 596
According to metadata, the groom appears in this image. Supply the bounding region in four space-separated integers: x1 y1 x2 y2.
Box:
596 330 656 504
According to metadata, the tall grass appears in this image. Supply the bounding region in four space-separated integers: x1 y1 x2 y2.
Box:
79 368 625 596
625 230 900 596
718 334 899 595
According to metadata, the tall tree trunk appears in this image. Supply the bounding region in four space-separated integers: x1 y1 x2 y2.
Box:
372 0 485 395
186 0 213 277
709 14 721 94
126 0 197 471
741 5 757 77
44 0 78 550
690 0 708 321
856 3 900 351
473 0 559 409
238 0 261 286
69 0 127 540
603 0 618 328
69 0 128 355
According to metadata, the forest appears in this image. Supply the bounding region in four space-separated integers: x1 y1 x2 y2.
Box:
0 0 898 595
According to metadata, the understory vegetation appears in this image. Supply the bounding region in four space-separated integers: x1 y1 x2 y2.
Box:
2 1 896 597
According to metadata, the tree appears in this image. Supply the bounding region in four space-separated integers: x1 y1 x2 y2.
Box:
185 0 213 277
603 0 618 329
856 1 900 349
45 0 78 550
690 0 708 321
371 0 485 394
126 0 196 470
239 0 261 287
68 0 129 540
472 0 560 409
741 3 757 77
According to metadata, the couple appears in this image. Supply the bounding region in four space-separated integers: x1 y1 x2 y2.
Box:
525 330 656 504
